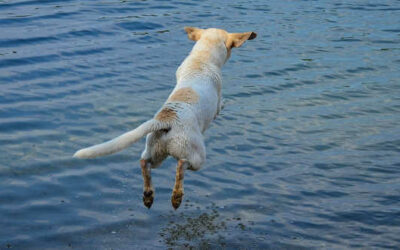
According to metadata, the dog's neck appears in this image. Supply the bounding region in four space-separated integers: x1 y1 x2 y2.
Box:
176 38 226 82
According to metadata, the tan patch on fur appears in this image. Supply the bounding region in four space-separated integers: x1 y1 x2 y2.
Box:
227 32 257 48
184 27 203 41
169 87 199 104
187 58 205 72
155 107 176 122
186 50 211 72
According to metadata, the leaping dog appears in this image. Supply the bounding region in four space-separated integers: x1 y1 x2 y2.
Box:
74 27 257 209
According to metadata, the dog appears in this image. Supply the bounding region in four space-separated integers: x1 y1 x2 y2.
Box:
74 27 257 209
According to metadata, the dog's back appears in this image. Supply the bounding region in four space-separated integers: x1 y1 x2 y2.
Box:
159 29 228 133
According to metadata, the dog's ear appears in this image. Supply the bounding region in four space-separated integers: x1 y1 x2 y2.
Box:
184 26 204 41
228 32 257 48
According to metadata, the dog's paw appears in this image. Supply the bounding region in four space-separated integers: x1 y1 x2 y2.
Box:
221 98 225 110
143 190 154 209
171 191 184 210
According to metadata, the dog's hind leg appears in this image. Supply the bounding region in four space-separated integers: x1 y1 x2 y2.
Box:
171 159 190 210
140 159 154 209
140 132 168 208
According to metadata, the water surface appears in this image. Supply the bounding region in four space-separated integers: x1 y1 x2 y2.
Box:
1 0 400 248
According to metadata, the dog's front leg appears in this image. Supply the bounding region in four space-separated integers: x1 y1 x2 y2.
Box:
171 159 188 209
140 159 154 209
214 98 225 119
219 98 225 113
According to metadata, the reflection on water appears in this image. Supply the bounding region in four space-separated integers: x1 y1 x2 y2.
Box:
1 0 400 248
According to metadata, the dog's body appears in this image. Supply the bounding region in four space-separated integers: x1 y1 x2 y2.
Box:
74 27 256 209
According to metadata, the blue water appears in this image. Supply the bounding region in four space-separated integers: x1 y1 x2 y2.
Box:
1 0 400 249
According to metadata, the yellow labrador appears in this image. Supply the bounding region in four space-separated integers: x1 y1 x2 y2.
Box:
74 27 257 209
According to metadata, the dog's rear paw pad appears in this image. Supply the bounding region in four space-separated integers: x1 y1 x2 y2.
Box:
143 191 154 209
171 192 183 210
144 190 153 197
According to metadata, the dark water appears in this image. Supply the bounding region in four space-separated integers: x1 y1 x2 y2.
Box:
1 0 400 249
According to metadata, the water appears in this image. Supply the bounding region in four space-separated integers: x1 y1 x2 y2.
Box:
1 0 399 248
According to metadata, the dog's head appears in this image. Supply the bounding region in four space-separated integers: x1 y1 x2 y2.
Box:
184 27 257 62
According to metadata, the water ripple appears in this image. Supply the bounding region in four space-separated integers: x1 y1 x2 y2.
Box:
1 0 400 249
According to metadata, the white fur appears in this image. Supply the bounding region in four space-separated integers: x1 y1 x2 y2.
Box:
74 28 254 172
73 119 168 158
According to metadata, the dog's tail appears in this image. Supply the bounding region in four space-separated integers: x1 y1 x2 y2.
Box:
73 119 169 159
